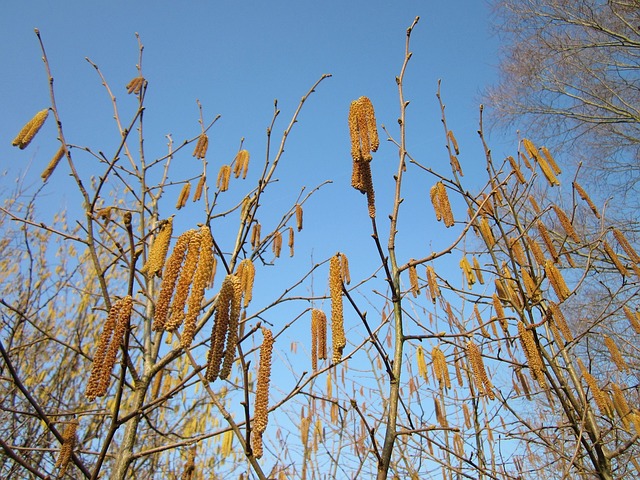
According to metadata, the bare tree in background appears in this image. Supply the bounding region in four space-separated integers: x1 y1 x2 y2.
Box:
486 0 640 207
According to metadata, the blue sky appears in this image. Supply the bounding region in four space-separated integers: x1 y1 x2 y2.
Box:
0 0 507 362
1 0 503 254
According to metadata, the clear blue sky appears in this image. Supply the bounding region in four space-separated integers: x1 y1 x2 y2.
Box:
1 0 501 258
0 0 505 351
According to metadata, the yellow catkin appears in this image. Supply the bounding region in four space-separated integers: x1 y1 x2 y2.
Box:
295 204 303 232
220 275 242 379
41 145 66 181
611 383 632 429
340 253 351 285
612 228 640 264
472 256 484 284
540 146 562 175
182 226 214 349
544 260 571 301
233 149 250 178
519 151 533 171
408 263 420 298
12 108 49 149
572 181 600 219
217 165 231 191
86 296 133 399
603 240 628 277
475 304 490 338
604 335 629 373
192 133 209 159
507 155 526 184
176 182 191 210
273 230 283 258
237 258 256 308
166 230 202 331
205 275 235 381
528 195 542 215
460 256 475 289
432 182 455 227
432 346 451 389
524 138 560 186
252 327 274 459
509 237 527 266
492 294 509 336
311 310 319 371
315 309 327 361
466 341 495 400
479 217 495 248
416 346 428 382
125 76 145 94
153 230 193 331
521 268 540 302
141 217 174 278
348 96 379 161
251 222 261 248
623 306 640 334
577 359 612 417
434 394 448 428
288 226 295 257
193 175 205 202
330 254 345 363
552 205 581 243
525 234 547 267
517 321 546 388
547 301 573 342
537 221 558 261
55 419 79 475
426 265 440 303
447 129 460 155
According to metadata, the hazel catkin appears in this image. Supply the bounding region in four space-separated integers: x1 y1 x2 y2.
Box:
330 254 346 363
12 108 49 149
141 217 174 278
252 327 274 459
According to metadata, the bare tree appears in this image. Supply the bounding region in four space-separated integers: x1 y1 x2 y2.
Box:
485 0 640 205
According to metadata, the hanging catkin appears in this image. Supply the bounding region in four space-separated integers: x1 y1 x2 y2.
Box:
166 230 202 331
141 217 174 278
182 225 215 349
153 230 193 331
330 254 346 363
205 275 236 381
220 275 242 379
86 296 133 399
55 419 79 476
466 340 495 400
12 108 49 149
252 327 274 459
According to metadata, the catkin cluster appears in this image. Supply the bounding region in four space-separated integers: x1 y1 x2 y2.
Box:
141 217 174 278
426 265 440 304
544 259 571 301
523 138 560 186
252 327 274 459
205 274 242 381
311 309 327 370
466 340 495 400
349 96 379 218
193 133 209 159
432 346 451 389
86 296 133 399
125 76 146 94
12 108 49 150
176 182 192 210
330 254 346 363
430 182 455 227
55 419 79 476
233 149 250 178
181 226 215 348
517 321 546 388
